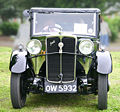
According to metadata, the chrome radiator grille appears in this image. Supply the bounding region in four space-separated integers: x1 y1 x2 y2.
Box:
46 36 76 83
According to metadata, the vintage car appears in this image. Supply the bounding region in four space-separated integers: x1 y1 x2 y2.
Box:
9 8 112 110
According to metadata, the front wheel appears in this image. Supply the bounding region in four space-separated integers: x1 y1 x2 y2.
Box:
10 73 27 108
98 74 108 110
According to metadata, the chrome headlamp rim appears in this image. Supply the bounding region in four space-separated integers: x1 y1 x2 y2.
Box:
26 39 42 55
79 39 94 55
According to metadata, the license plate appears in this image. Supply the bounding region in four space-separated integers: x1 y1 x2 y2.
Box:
44 80 77 93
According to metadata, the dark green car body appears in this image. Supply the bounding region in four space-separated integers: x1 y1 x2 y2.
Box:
9 8 112 109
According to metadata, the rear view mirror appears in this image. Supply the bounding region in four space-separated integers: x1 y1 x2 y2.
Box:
23 10 30 17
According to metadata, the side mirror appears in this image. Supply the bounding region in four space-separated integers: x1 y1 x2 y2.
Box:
23 10 30 17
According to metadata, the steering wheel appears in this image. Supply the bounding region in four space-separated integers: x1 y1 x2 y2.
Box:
42 25 62 32
48 26 62 32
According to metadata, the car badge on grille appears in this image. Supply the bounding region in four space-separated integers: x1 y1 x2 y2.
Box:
58 42 64 53
50 40 55 46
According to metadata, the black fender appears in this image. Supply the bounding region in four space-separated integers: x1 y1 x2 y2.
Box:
9 50 29 73
96 51 112 74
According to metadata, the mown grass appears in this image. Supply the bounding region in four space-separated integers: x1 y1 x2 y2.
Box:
0 47 120 112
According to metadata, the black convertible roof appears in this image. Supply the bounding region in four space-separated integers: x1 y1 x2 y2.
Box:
30 7 101 13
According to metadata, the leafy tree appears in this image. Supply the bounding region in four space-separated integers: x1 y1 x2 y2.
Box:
13 0 120 13
0 0 17 21
0 0 120 21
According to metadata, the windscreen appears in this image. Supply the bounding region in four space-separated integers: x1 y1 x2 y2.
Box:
33 12 96 36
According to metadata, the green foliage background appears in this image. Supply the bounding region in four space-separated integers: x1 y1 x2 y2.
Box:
0 0 120 39
0 0 120 21
0 22 19 36
104 16 120 42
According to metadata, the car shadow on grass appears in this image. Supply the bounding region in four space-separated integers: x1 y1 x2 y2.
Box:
25 94 98 110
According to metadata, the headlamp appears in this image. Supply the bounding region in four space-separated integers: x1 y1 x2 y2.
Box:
79 39 94 55
27 39 42 55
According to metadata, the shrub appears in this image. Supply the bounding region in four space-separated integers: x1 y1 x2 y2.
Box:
0 22 19 36
104 16 120 42
0 31 2 36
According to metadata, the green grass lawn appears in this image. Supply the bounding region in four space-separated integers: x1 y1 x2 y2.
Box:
0 47 120 112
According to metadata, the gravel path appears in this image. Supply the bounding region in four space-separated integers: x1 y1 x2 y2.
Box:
0 36 120 52
0 36 14 47
107 38 120 52
0 19 120 51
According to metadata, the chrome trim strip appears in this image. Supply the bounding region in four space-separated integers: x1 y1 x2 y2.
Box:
46 37 48 81
59 38 63 82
